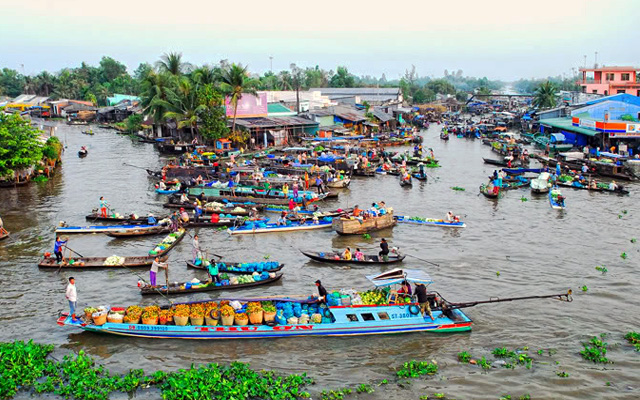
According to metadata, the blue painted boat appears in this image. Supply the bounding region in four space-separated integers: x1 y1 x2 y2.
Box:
395 215 466 228
55 224 157 234
229 219 332 235
156 188 180 195
549 186 566 210
56 269 473 339
502 168 544 175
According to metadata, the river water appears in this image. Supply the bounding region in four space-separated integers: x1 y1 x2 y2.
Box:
0 122 638 399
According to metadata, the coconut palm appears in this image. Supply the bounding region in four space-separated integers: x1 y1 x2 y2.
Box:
35 72 55 96
140 72 174 124
219 63 259 134
156 52 189 76
192 66 219 85
160 79 206 139
533 81 558 110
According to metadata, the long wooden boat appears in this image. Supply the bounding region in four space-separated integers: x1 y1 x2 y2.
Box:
57 269 573 339
332 212 395 235
156 188 181 195
412 173 427 181
479 184 499 199
549 187 566 210
139 273 284 295
482 157 509 167
301 250 404 264
187 187 318 206
106 226 170 237
394 215 466 228
149 229 186 256
184 218 246 228
163 201 258 215
84 213 148 224
55 224 157 234
186 260 284 273
38 255 154 269
229 220 332 235
556 181 629 195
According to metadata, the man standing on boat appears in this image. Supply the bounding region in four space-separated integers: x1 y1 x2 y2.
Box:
150 257 168 287
192 234 202 262
379 238 390 261
414 283 434 320
65 277 78 322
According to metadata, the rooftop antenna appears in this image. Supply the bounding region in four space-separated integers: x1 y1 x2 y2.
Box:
594 51 598 68
583 55 587 69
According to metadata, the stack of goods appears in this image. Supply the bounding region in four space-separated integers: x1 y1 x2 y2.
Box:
107 307 125 323
149 230 182 256
359 288 391 305
103 255 125 266
275 301 325 325
123 305 142 324
91 306 109 326
218 261 280 273
141 305 160 325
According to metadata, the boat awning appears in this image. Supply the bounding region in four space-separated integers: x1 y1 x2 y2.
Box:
366 269 433 287
550 133 566 143
599 151 625 159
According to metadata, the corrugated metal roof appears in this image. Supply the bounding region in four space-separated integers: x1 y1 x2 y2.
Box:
234 116 319 129
372 109 393 122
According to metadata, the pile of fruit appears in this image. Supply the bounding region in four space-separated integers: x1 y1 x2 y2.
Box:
103 255 125 266
359 289 390 305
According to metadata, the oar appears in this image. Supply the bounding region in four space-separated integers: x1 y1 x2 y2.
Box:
403 253 440 267
120 262 174 305
64 245 83 258
122 162 150 171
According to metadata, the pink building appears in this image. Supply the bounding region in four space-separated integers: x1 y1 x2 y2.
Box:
579 66 640 96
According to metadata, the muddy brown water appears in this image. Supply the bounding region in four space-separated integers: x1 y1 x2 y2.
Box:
0 122 638 399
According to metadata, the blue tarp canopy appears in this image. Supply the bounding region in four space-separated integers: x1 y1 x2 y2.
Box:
550 133 566 143
599 151 625 159
366 269 433 287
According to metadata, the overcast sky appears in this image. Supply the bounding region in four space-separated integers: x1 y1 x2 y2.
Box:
1 0 637 81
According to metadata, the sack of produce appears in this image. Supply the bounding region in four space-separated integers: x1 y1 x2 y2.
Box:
287 317 299 325
311 313 323 324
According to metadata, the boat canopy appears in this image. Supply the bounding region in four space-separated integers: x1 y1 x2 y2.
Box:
599 151 625 159
366 269 433 287
550 133 566 143
558 151 584 160
282 147 312 152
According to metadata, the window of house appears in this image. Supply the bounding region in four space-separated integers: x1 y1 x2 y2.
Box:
606 73 615 81
361 313 375 321
604 90 608 95
637 90 640 97
346 314 359 322
617 89 626 94
621 73 630 81
377 312 390 320
592 90 598 94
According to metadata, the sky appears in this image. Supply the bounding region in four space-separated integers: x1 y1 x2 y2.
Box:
0 0 638 81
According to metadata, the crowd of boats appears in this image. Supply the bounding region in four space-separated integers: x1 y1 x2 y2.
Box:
45 119 583 339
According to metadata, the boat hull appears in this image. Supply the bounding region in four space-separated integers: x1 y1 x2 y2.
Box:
394 216 466 228
301 251 404 264
230 220 332 235
38 256 154 268
140 273 283 295
56 224 158 234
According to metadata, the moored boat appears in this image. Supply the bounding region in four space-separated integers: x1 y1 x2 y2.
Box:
38 255 154 269
332 211 395 235
556 180 629 195
411 173 427 181
57 269 573 339
106 226 170 237
394 215 466 228
479 183 499 199
139 273 283 295
301 250 404 264
326 178 351 188
149 229 186 256
186 260 284 273
399 177 413 187
549 186 566 210
55 224 158 234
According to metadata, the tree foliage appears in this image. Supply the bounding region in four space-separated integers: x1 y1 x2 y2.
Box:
532 81 559 109
0 110 44 178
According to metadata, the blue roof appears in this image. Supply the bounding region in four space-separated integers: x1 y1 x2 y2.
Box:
583 93 640 107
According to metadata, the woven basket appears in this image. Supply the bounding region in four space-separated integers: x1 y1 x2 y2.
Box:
174 315 189 326
92 313 107 326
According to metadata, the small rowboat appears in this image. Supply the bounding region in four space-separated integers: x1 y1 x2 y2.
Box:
333 212 395 235
394 215 466 228
301 250 405 264
78 150 88 158
400 178 412 187
38 256 154 269
107 226 170 237
184 218 246 228
156 188 181 195
326 178 351 188
479 184 499 199
229 219 332 235
55 224 157 234
84 213 148 224
81 130 94 135
186 260 284 273
549 186 566 210
411 173 427 181
139 273 283 295
482 157 509 167
149 229 186 256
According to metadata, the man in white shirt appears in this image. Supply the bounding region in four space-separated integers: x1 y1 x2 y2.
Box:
65 277 78 322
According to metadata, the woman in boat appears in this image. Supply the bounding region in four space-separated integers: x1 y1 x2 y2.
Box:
150 257 168 287
292 182 299 200
147 213 157 225
179 208 190 223
397 280 412 296
282 183 289 198
342 247 352 260
54 236 68 263
609 181 618 191
99 197 108 218
193 203 203 222
354 248 365 261
276 212 287 226
379 238 390 261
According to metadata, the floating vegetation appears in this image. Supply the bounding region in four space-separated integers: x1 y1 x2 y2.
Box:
631 238 637 243
451 186 465 191
620 252 627 259
520 196 528 202
321 388 351 400
595 266 608 274
362 233 371 239
581 285 588 292
624 332 640 352
396 360 438 378
32 176 48 183
356 383 374 394
457 351 472 363
580 334 610 364
556 371 569 378
496 271 501 277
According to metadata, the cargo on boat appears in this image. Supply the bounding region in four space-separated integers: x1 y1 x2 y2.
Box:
38 255 154 269
332 212 395 235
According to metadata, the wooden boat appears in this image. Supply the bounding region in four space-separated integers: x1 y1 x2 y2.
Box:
81 130 94 135
482 157 509 167
332 212 395 235
163 201 257 215
0 179 30 188
184 218 248 228
187 188 308 206
556 181 629 195
264 206 352 217
106 226 170 237
326 178 350 188
301 250 405 264
530 172 551 194
55 224 157 234
84 213 148 223
229 219 332 235
186 260 284 273
399 178 413 187
394 215 466 228
57 269 573 339
149 229 186 256
411 173 427 181
156 188 181 195
139 273 283 295
549 186 566 210
479 184 499 199
67 120 88 125
38 255 154 269
440 133 449 141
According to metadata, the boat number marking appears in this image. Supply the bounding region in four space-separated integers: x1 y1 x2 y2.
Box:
390 313 410 319
128 325 169 331
127 324 314 332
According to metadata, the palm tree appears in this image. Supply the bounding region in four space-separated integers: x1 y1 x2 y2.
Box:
191 66 219 85
35 72 55 96
533 81 558 110
23 76 37 94
156 52 189 76
160 79 206 140
140 72 174 124
219 63 259 134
